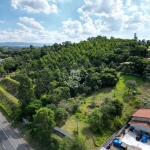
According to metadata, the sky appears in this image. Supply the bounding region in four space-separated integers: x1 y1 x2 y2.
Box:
0 0 150 44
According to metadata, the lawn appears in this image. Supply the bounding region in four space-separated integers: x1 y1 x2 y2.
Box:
61 74 149 149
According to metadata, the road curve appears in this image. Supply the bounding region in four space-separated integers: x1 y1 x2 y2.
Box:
0 112 33 150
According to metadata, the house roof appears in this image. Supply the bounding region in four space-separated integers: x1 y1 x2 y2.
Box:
132 109 150 119
129 120 150 128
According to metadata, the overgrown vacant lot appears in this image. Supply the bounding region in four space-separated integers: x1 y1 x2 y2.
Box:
61 74 149 149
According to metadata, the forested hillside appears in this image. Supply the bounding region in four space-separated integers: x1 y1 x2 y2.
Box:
0 35 150 149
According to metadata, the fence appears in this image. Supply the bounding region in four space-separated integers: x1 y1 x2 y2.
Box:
54 126 74 140
97 116 132 150
98 132 116 150
120 72 150 78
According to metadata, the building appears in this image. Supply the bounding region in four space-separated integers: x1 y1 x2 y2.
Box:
129 109 150 134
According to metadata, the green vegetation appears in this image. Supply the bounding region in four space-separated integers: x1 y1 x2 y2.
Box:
61 74 147 148
0 86 18 117
0 34 150 149
0 77 19 98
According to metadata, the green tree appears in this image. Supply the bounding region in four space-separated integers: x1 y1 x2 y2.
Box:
26 100 42 120
18 75 35 115
125 80 138 92
88 109 104 133
18 75 35 105
33 107 56 133
0 66 6 77
111 99 123 116
55 107 69 125
60 137 87 150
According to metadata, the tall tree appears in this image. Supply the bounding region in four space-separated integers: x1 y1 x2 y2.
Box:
33 107 56 133
18 75 35 105
26 100 42 120
60 137 87 150
125 80 138 92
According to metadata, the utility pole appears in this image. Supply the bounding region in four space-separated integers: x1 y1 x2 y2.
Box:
134 33 138 41
76 118 79 134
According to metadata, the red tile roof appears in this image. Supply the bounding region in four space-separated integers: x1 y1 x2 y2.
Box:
129 120 150 128
132 109 150 119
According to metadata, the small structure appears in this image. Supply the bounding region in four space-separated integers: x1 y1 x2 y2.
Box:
113 139 122 147
54 126 74 140
127 145 142 150
129 109 150 133
120 62 133 65
141 135 148 143
121 142 128 149
121 131 149 150
132 90 137 95
22 117 30 124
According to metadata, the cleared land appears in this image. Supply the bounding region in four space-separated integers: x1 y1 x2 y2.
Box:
61 74 150 149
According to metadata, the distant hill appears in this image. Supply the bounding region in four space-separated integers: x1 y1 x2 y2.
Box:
0 42 52 47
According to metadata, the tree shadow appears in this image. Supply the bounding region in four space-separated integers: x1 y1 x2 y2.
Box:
81 127 93 140
17 143 31 150
0 125 31 150
122 91 135 102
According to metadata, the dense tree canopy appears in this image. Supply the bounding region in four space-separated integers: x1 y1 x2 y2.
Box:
1 35 150 149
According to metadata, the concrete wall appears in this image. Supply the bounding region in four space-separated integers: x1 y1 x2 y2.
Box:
132 117 150 122
130 124 150 133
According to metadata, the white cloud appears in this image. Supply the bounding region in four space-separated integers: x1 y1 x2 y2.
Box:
62 19 83 37
11 0 58 14
126 0 132 7
0 16 110 43
2 0 150 43
123 12 150 31
78 0 123 18
0 29 37 42
62 17 109 38
127 12 150 24
128 5 137 11
19 17 44 30
17 23 32 32
48 0 66 3
0 27 68 43
78 0 125 32
0 20 5 23
0 16 69 43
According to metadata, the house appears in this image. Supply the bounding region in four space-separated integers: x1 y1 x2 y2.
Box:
129 109 150 134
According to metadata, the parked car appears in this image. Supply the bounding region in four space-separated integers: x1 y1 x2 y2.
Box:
136 133 142 141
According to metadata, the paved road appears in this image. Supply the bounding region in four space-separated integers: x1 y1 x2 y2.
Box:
0 129 16 150
0 112 33 150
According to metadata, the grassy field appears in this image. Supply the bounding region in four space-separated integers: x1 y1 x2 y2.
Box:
61 74 149 149
0 86 19 117
0 77 20 98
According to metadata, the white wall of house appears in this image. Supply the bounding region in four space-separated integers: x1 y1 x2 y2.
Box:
130 124 150 133
132 117 150 122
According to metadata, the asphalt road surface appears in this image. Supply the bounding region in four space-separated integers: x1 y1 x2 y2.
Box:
0 112 33 150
